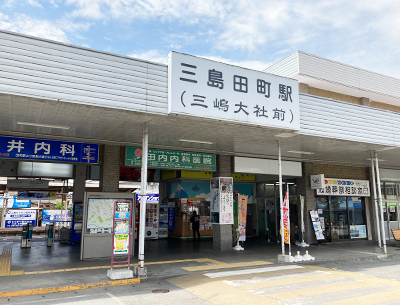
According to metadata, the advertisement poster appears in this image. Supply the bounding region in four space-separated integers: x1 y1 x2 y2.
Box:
167 202 175 230
42 210 71 224
113 200 131 255
5 210 36 227
282 189 290 244
238 195 248 241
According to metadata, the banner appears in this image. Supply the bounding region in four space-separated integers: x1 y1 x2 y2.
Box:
42 210 71 224
238 195 248 241
282 189 290 244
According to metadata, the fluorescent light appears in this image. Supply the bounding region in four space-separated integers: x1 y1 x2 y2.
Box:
17 122 70 130
287 150 315 155
367 158 387 162
179 139 213 145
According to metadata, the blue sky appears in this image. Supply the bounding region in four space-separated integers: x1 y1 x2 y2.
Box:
1 0 400 78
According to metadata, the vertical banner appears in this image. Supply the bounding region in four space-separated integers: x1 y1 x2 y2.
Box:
282 189 290 244
238 195 248 241
168 202 175 230
300 195 305 233
210 178 220 223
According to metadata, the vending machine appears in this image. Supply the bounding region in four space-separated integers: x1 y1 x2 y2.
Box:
135 194 159 240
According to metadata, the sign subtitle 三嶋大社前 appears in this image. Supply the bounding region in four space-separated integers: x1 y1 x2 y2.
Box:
126 147 216 171
0 136 99 164
168 52 300 130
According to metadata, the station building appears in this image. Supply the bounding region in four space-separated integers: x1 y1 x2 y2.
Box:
0 29 399 260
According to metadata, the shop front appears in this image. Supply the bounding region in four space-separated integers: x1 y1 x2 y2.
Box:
314 178 370 242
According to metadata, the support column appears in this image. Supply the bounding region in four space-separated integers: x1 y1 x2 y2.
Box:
295 162 317 245
73 164 87 203
99 145 121 192
213 154 233 251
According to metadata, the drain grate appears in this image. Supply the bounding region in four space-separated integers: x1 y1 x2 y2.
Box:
152 289 170 294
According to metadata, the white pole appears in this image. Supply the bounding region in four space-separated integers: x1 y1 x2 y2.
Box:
138 123 148 275
374 152 387 254
370 154 382 248
278 141 284 255
300 195 305 244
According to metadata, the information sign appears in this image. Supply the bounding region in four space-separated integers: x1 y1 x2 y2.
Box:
210 177 234 224
316 178 370 197
0 136 99 163
126 147 216 171
5 210 36 227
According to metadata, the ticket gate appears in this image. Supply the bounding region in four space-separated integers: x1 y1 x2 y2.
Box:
21 224 33 248
45 223 55 247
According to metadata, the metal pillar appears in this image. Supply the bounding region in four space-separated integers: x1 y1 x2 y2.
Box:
135 123 148 277
278 141 284 255
370 153 382 248
374 152 387 254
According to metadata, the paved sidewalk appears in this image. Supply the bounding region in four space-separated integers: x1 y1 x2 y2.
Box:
0 237 398 297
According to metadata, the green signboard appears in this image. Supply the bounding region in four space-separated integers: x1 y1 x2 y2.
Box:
125 147 216 171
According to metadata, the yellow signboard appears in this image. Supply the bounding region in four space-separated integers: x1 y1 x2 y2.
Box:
181 171 213 179
231 174 256 181
162 170 176 180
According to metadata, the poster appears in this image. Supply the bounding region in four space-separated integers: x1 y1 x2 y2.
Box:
210 177 233 224
113 200 131 255
42 210 71 224
238 195 248 241
310 210 325 241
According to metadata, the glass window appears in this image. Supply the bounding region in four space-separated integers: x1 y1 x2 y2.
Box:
387 202 397 221
265 184 274 197
256 183 265 197
288 183 297 196
315 197 328 210
385 183 396 199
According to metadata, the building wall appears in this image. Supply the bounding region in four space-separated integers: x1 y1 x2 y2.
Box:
312 163 368 180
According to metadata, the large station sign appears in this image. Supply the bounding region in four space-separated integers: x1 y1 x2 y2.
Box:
125 147 216 171
168 52 300 130
0 136 99 164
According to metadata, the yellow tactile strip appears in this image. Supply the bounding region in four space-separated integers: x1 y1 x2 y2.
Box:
0 242 16 276
0 278 141 298
18 258 273 276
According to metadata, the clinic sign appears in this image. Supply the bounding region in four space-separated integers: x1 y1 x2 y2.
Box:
5 210 36 227
126 147 216 171
316 178 370 197
0 136 99 163
168 52 300 130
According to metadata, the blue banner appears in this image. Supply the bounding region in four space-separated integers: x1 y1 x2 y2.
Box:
136 194 159 203
168 206 175 230
12 200 31 208
5 210 36 227
0 136 99 164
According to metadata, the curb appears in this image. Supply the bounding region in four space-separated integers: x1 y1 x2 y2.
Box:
0 278 141 298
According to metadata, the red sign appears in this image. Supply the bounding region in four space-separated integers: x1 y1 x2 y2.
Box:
282 189 290 244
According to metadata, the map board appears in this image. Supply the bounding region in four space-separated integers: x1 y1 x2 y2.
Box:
86 198 116 234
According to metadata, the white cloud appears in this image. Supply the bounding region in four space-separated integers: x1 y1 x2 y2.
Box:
0 13 91 43
128 49 168 65
27 0 42 8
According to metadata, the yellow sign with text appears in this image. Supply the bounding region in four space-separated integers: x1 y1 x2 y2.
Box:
162 170 176 180
181 171 213 179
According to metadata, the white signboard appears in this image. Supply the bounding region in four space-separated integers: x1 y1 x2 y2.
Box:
5 210 36 227
316 178 370 197
7 179 49 189
310 174 325 189
168 52 300 130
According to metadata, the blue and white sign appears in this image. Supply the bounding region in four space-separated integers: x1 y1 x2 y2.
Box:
18 191 57 199
136 194 159 203
12 200 31 208
5 210 36 227
168 52 300 130
42 210 71 224
0 136 99 164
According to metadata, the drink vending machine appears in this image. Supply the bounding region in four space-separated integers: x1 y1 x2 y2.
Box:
135 194 159 240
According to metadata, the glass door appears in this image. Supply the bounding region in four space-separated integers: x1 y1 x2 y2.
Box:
330 196 349 240
316 197 330 241
383 200 399 240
